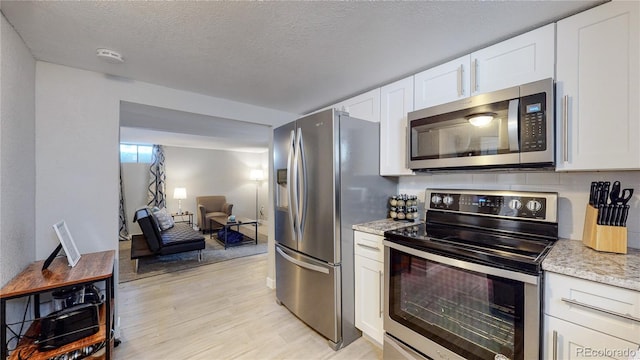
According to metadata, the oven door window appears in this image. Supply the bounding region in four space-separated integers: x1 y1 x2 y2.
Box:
410 99 519 160
389 248 525 360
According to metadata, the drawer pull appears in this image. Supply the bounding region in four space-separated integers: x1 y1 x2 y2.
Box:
379 270 384 317
552 330 558 360
356 243 381 252
561 297 640 323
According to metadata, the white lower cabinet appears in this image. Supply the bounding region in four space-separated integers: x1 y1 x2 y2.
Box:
544 272 640 359
355 253 383 345
354 231 384 345
544 315 639 360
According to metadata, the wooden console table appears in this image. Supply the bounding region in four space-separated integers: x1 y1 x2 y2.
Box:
1 250 115 359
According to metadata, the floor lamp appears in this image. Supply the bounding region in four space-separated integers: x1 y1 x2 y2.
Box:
250 169 264 222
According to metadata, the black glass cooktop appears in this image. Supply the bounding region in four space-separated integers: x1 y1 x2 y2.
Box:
384 220 556 275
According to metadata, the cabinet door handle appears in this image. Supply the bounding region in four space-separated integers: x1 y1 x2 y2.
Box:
471 59 478 93
562 95 569 163
552 330 558 360
356 243 381 252
457 65 463 97
561 297 640 323
379 270 384 317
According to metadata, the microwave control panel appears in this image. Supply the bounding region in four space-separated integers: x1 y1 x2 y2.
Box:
520 92 547 152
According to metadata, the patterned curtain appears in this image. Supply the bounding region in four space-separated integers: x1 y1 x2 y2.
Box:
118 164 129 241
147 144 166 208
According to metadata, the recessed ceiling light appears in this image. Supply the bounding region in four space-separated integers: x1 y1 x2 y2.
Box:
96 48 124 64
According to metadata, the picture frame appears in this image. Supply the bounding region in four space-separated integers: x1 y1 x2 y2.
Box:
53 220 81 267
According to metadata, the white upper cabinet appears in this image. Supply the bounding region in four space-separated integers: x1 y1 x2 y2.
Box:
335 88 381 123
471 24 555 95
380 76 415 176
414 55 470 110
555 1 640 171
414 24 555 111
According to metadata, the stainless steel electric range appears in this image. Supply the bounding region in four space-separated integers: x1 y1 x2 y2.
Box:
383 189 558 360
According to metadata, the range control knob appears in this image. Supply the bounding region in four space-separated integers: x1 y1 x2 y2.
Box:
508 199 522 210
443 195 454 206
431 194 442 205
526 200 542 212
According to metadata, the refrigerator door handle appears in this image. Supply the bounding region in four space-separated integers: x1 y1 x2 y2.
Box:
276 246 329 274
287 129 298 241
296 128 307 242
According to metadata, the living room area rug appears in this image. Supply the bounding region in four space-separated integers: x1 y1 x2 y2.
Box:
118 228 268 283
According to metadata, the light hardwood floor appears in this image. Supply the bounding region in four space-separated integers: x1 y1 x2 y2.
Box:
116 253 382 359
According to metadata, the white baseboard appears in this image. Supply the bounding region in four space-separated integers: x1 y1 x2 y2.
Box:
266 276 276 289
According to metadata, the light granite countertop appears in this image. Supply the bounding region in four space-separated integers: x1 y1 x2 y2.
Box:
542 239 640 292
352 218 422 236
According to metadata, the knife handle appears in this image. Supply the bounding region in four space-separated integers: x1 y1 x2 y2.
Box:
604 205 613 226
601 182 610 206
622 205 630 227
589 182 597 206
597 204 605 225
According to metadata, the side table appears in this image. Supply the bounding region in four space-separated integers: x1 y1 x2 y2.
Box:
0 250 116 359
171 212 193 226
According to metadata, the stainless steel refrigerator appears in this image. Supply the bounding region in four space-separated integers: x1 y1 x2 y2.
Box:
273 108 397 350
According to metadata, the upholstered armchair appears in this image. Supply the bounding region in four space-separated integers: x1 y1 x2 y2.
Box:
196 196 233 233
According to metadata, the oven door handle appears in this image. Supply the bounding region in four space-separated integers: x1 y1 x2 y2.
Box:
383 240 539 285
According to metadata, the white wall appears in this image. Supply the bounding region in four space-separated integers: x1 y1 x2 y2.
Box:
121 162 149 234
163 147 269 225
35 62 296 259
399 170 640 249
122 146 269 234
0 12 37 329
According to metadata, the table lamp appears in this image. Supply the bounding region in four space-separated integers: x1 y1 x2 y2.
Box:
173 187 187 214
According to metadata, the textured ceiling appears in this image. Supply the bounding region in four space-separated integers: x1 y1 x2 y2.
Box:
1 0 605 150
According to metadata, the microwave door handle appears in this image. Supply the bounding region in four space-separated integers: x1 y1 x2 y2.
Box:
288 129 298 241
508 99 520 152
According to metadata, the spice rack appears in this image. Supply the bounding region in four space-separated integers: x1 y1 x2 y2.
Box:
388 194 419 222
582 205 627 254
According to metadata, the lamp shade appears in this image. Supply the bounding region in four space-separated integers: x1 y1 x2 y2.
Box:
173 187 187 200
250 169 264 181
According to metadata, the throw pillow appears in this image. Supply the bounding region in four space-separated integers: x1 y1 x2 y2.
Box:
153 207 175 230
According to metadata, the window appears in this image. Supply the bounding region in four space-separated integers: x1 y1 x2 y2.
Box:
120 144 153 163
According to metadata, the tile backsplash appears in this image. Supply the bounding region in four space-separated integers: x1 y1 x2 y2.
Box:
398 170 640 249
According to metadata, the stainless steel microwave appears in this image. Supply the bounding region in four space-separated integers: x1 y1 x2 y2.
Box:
408 78 554 171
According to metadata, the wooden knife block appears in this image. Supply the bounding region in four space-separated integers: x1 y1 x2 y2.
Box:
582 205 627 254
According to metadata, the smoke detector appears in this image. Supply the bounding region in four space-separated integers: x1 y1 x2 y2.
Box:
96 48 124 64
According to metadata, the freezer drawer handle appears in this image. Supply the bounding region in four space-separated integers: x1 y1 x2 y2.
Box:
561 297 640 323
277 247 329 274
